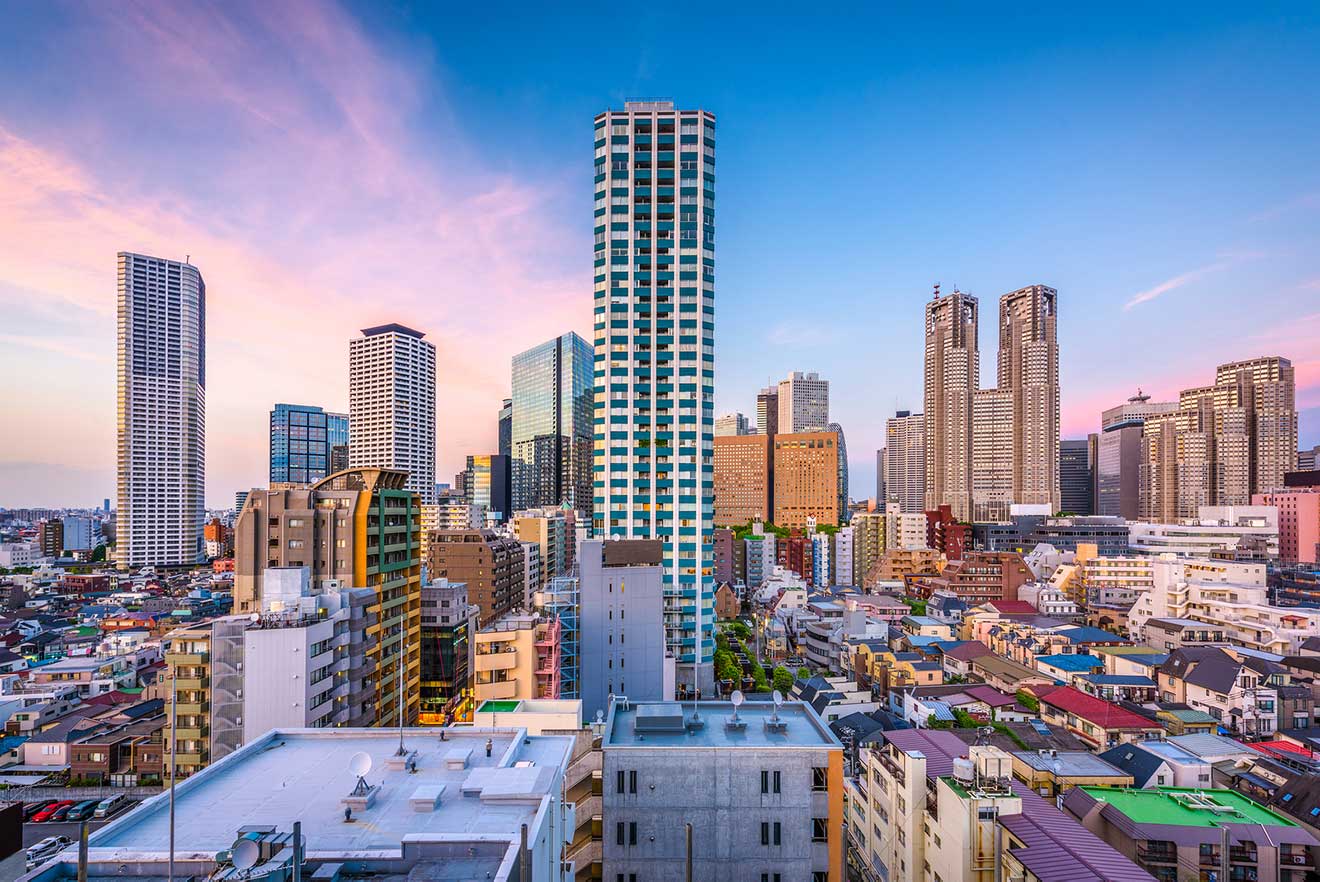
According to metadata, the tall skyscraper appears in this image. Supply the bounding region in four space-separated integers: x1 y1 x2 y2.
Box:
1098 391 1177 519
712 435 771 526
777 371 829 432
884 410 926 513
875 448 885 504
269 403 349 484
971 388 1013 522
924 287 978 520
498 397 512 458
829 421 850 519
116 252 205 569
755 386 779 436
998 285 1060 512
467 453 511 523
592 100 716 694
1059 438 1095 514
348 324 436 504
510 332 593 515
713 412 749 436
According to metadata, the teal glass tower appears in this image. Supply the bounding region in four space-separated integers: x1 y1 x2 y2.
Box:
592 100 716 694
270 403 349 484
511 332 594 516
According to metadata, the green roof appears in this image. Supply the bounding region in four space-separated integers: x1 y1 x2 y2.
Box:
1091 645 1160 656
477 700 521 713
1160 708 1218 723
1079 787 1300 829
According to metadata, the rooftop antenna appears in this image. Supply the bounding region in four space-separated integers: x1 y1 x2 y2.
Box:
933 282 941 298
231 839 259 875
349 751 373 796
395 634 407 756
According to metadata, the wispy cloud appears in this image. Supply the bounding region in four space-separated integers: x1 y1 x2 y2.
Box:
1123 262 1231 311
1248 192 1320 224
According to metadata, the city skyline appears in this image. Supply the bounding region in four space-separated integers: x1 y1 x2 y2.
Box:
3 3 1320 508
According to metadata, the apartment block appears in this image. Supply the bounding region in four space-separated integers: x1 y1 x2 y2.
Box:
773 431 841 527
349 324 436 504
513 506 575 585
425 529 526 626
884 410 926 513
713 433 772 527
906 551 1032 603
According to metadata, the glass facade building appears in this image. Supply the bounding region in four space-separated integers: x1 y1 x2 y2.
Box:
511 332 594 516
592 101 716 693
269 403 349 484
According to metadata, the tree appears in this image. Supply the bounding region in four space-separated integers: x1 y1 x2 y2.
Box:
91 544 107 562
1015 689 1040 712
729 621 751 642
750 663 770 693
796 667 810 680
771 666 795 695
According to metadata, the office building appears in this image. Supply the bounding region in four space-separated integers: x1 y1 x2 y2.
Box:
602 699 843 882
773 431 841 527
713 433 772 527
466 454 511 523
349 323 436 504
714 411 750 436
1141 356 1297 521
1128 505 1279 557
756 386 779 436
884 410 926 513
234 490 248 513
976 513 1130 556
997 284 1060 513
37 519 63 558
828 421 850 520
269 403 349 485
1097 391 1178 519
231 468 423 727
510 332 593 515
426 528 526 626
924 286 978 520
497 397 512 458
777 371 830 432
62 515 101 552
1253 488 1320 564
1060 438 1095 514
419 578 476 722
578 539 668 722
116 251 206 569
1299 444 1320 472
592 100 716 694
513 506 575 584
971 387 1014 521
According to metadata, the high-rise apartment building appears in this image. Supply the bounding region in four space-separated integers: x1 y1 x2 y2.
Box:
513 506 575 584
884 410 926 513
777 370 830 432
269 403 348 485
712 434 772 527
510 332 593 515
755 386 779 436
924 287 978 521
37 519 63 558
348 324 436 504
875 448 885 504
997 284 1060 512
971 388 1014 522
116 252 206 569
1098 391 1177 519
592 100 716 693
1060 438 1095 514
773 430 841 527
714 411 750 436
425 528 526 626
1140 357 1297 521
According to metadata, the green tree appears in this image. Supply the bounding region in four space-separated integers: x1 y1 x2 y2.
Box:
750 663 770 693
1015 690 1039 712
771 666 795 694
796 667 811 680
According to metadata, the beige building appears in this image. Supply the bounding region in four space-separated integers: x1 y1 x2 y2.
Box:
1141 356 1297 520
231 467 422 727
772 430 840 527
712 433 772 527
883 410 925 513
472 612 555 703
924 287 978 520
971 388 1014 521
998 285 1060 512
512 507 573 587
850 512 888 589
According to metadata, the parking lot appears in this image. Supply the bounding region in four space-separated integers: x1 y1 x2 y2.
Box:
20 799 139 848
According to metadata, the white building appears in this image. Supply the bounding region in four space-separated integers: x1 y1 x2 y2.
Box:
349 323 436 504
1129 504 1279 557
713 411 750 436
63 516 102 552
116 252 205 569
834 525 855 587
778 370 830 432
885 503 928 550
0 542 41 569
883 410 926 513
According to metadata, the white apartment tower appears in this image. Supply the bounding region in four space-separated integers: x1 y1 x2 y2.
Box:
883 410 926 513
777 370 829 432
592 100 716 695
116 252 206 569
348 324 437 504
924 287 978 521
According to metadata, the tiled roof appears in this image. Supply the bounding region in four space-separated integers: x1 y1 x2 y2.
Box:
1035 654 1105 673
1036 686 1162 731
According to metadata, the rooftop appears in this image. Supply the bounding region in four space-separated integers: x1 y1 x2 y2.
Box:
605 700 841 749
360 322 425 338
1013 750 1129 777
1035 653 1106 672
1036 686 1162 730
1076 786 1301 829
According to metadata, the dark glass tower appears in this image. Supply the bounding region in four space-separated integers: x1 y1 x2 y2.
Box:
511 332 594 517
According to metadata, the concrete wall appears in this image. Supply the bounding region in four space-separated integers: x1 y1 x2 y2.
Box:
580 541 667 722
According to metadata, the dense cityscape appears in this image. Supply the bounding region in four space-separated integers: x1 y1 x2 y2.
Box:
4 8 1320 882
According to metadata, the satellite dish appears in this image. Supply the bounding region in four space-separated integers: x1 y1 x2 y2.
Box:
231 839 260 871
771 689 784 708
349 751 372 778
730 689 745 708
594 709 604 723
249 613 260 623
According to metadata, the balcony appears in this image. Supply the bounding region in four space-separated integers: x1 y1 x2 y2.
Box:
173 726 208 740
175 702 208 715
1137 844 1178 865
166 652 209 666
174 676 209 690
474 652 518 673
1229 847 1258 864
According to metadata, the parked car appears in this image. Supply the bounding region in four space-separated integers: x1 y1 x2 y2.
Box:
64 799 102 822
24 802 56 822
25 836 72 871
31 801 73 823
93 794 132 818
49 803 76 822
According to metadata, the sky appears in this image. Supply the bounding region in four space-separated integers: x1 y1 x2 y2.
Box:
0 2 1318 508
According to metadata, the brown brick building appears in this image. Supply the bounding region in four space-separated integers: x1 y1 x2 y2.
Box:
426 529 526 626
713 434 772 527
772 431 840 527
905 551 1032 603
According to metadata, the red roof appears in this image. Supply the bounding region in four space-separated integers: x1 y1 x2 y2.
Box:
1249 740 1316 758
1035 685 1159 731
986 600 1038 614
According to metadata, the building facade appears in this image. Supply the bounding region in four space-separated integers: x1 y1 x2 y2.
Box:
884 410 926 513
778 371 830 432
1060 437 1095 514
269 403 349 485
997 284 1060 513
924 287 978 520
116 252 206 569
348 323 436 504
714 412 750 436
426 528 526 626
1098 391 1178 519
592 100 716 694
510 332 594 516
713 433 772 527
773 431 841 527
756 386 779 436
971 387 1015 522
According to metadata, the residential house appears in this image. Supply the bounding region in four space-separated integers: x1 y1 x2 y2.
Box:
1033 685 1166 750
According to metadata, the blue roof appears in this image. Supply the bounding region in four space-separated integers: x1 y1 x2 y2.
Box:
1056 626 1129 644
1035 654 1105 672
905 616 946 627
1078 674 1156 686
905 635 943 647
925 701 956 722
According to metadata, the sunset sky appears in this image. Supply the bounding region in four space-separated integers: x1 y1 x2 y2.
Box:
1 2 1318 507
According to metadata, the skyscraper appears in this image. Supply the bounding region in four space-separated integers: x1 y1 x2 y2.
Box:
510 332 593 515
1098 391 1177 519
755 386 779 436
829 421 850 520
348 324 436 504
592 100 716 694
713 412 749 436
116 252 205 569
1060 438 1095 514
884 410 926 513
875 448 885 504
971 388 1013 522
924 286 978 521
777 371 829 432
998 285 1060 512
498 397 512 459
269 403 349 484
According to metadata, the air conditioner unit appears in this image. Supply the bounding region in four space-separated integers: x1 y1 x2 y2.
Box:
1294 856 1307 865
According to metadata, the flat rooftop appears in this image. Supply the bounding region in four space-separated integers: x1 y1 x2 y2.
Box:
1077 786 1298 828
1013 750 1129 776
91 728 572 855
605 700 841 749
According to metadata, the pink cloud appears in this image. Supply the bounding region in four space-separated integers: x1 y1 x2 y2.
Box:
0 0 590 506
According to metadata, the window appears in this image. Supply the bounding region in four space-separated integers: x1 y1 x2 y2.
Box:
774 822 781 845
629 770 637 794
629 822 637 845
761 822 769 845
616 822 625 845
812 766 828 792
812 818 829 842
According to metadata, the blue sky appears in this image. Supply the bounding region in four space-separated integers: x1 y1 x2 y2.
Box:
0 2 1317 506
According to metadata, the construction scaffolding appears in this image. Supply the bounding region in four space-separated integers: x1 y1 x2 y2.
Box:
538 573 580 700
